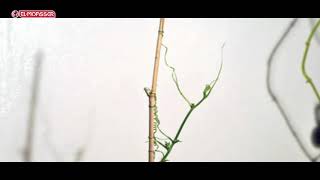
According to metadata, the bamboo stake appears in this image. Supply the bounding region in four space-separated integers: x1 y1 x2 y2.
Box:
148 18 165 162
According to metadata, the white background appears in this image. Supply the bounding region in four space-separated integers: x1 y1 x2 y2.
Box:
0 18 319 162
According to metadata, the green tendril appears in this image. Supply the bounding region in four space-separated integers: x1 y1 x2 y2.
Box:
143 92 174 160
162 44 193 107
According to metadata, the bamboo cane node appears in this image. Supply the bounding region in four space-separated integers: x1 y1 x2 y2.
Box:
148 136 153 140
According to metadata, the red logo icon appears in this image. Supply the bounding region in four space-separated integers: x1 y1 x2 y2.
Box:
11 10 56 18
11 10 19 18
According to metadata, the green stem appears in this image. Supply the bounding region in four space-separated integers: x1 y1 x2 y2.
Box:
161 107 195 162
160 94 210 162
302 19 320 102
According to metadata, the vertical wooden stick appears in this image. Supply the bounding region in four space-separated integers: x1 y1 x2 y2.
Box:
148 18 165 162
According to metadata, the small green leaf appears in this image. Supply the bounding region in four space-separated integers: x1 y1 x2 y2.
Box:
203 84 211 97
165 141 171 149
190 103 195 108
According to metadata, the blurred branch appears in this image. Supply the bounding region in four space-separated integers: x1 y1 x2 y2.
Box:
42 97 96 162
23 51 43 162
266 18 320 162
43 114 64 161
73 107 96 162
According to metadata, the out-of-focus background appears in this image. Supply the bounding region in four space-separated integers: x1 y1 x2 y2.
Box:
0 18 319 162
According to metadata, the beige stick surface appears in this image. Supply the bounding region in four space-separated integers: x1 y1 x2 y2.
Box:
149 18 165 162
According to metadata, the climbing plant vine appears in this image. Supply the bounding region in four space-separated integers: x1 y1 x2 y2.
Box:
145 28 224 162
